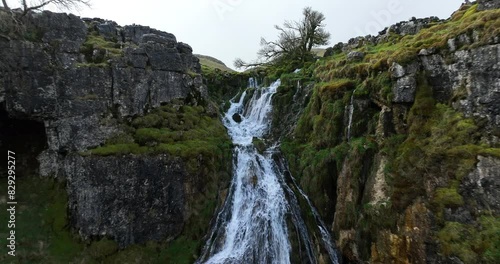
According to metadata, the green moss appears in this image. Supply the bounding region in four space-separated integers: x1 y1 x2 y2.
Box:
80 34 123 64
480 148 500 158
86 238 119 259
438 216 500 263
438 222 476 263
86 103 230 157
433 183 464 209
132 113 165 128
186 70 201 78
105 132 135 145
318 79 356 96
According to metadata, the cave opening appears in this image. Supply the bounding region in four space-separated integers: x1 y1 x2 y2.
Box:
0 103 48 178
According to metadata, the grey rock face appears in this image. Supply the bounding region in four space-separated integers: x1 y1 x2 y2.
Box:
461 156 500 214
478 0 500 11
2 10 206 136
390 62 419 103
141 33 177 47
95 21 119 41
390 62 406 79
420 44 500 140
392 76 417 103
122 25 177 45
65 155 185 247
1 11 212 247
386 17 441 36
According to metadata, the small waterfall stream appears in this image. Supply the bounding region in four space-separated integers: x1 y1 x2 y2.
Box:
197 79 340 264
346 90 356 142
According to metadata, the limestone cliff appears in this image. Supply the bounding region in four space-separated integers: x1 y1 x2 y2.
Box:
0 9 231 262
269 2 499 263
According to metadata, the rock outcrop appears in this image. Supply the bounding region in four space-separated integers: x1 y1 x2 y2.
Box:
0 9 228 252
273 2 500 263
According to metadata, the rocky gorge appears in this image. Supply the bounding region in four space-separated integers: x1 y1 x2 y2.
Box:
0 1 499 263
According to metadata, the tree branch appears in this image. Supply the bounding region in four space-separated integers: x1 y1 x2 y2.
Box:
1 0 9 10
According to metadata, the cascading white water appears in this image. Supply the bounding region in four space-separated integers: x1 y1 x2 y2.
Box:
248 77 258 88
197 79 340 264
346 90 356 142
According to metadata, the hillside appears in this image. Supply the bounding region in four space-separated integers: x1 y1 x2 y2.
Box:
195 54 236 72
267 2 500 263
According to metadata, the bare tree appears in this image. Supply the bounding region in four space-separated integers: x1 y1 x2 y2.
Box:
234 6 330 69
2 0 91 15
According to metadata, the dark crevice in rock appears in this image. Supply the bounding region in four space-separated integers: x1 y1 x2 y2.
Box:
0 103 47 177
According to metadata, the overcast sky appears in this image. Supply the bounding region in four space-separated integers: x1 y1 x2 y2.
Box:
35 0 465 69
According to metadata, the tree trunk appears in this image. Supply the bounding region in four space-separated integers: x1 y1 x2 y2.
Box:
2 0 10 10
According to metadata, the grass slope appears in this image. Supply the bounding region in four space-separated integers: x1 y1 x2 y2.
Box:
195 54 235 72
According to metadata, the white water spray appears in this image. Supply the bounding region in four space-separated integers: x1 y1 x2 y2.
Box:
198 79 340 264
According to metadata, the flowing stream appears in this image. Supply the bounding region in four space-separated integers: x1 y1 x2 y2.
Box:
197 79 340 264
346 90 355 142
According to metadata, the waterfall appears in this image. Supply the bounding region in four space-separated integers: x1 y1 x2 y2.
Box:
248 77 258 88
346 90 355 142
197 80 340 264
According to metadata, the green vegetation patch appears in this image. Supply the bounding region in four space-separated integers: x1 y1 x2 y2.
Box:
0 177 84 263
370 72 495 216
438 216 500 263
80 34 123 64
84 103 231 172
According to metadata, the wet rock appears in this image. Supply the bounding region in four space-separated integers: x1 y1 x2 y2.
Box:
232 113 242 123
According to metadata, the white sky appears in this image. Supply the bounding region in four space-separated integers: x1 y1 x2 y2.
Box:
8 0 465 69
